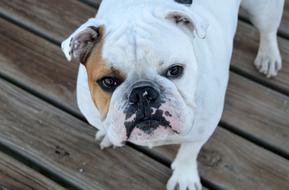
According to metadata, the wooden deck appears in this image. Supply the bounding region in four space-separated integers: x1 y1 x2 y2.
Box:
0 0 288 189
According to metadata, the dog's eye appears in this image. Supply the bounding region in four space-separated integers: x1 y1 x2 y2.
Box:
97 77 121 92
165 65 184 79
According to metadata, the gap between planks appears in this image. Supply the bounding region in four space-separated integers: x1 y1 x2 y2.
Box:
0 138 83 190
0 150 67 190
1 0 288 99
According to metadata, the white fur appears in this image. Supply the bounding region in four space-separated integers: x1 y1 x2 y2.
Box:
62 0 284 189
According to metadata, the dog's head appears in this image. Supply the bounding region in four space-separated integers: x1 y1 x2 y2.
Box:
62 1 208 146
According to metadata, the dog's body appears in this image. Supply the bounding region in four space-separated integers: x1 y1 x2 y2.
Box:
62 0 284 189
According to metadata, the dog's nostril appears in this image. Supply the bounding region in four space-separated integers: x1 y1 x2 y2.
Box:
129 92 139 104
129 86 160 104
146 87 159 102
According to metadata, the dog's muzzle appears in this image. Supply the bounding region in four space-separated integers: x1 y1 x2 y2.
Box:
108 81 184 145
124 82 168 138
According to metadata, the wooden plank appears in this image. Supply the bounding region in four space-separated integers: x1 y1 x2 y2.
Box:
153 126 289 190
0 78 170 190
223 72 289 156
0 152 66 190
0 17 78 111
0 0 96 43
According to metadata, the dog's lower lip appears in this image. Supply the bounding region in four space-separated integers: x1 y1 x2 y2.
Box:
134 119 161 126
133 119 161 135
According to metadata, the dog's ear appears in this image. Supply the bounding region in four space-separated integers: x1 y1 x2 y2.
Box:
69 26 103 64
61 20 104 65
165 9 208 38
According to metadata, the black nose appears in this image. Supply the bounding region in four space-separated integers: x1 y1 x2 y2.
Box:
129 86 160 105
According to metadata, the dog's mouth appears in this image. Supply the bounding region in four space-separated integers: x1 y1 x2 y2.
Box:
125 116 179 139
134 119 164 134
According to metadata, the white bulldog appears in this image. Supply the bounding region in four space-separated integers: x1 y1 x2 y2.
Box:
62 0 284 189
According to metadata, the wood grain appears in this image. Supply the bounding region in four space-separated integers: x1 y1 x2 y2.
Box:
0 152 66 190
0 0 289 189
223 72 289 156
0 17 78 111
0 78 170 190
0 0 96 42
153 126 289 190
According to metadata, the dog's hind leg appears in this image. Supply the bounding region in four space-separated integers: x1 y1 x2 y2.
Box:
240 0 285 78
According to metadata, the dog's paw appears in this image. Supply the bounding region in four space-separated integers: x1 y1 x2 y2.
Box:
254 53 281 78
254 35 282 78
166 166 202 190
95 130 113 149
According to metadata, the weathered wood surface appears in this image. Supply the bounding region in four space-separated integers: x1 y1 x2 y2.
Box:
0 17 78 112
0 0 95 43
0 0 289 189
0 152 66 190
223 73 289 156
0 78 170 190
154 126 289 190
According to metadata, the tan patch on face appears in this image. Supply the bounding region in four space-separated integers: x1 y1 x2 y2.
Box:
85 29 124 118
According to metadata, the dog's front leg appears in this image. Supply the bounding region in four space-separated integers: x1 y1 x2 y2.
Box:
167 141 204 190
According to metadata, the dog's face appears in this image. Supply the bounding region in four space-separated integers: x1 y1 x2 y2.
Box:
62 3 207 146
